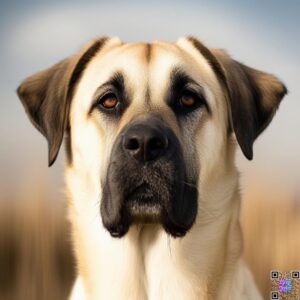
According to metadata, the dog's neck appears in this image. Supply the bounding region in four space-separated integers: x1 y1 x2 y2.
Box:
66 165 243 300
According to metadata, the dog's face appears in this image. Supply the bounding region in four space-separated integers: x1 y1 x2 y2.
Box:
17 37 286 238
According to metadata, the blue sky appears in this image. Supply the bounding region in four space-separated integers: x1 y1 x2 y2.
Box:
0 0 299 194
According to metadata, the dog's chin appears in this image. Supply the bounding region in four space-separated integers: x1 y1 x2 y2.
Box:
124 184 160 221
125 197 162 224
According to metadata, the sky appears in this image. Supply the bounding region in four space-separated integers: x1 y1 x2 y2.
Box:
0 0 299 197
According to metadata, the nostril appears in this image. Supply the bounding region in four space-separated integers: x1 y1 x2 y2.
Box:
123 125 170 162
145 136 168 161
125 138 140 151
148 137 166 151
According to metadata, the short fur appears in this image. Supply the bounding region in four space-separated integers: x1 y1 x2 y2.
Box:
17 36 286 300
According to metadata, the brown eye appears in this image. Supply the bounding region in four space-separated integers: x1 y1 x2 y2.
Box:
99 93 119 109
180 94 195 107
171 90 206 115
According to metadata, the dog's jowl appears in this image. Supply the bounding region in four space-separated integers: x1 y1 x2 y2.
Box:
17 36 286 300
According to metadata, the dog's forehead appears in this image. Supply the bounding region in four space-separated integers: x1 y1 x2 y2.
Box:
91 39 214 84
87 40 185 86
76 38 220 112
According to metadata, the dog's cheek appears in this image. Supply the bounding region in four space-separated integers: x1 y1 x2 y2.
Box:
68 120 99 186
177 114 201 181
195 119 227 183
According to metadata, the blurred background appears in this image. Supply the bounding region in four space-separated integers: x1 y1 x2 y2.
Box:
0 0 299 299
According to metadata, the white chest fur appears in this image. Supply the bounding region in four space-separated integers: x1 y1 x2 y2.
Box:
66 169 262 300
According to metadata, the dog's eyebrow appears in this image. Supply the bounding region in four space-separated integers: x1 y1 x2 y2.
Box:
169 67 205 98
169 67 201 91
168 67 210 113
90 71 126 110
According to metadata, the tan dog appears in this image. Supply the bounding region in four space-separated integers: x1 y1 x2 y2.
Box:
17 36 286 300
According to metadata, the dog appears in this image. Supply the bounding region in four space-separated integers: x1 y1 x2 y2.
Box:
17 36 286 299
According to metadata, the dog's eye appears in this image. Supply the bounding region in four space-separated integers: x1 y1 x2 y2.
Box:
98 93 119 109
179 92 204 110
180 94 196 107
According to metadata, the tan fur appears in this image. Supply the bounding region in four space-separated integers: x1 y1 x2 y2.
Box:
18 36 286 300
65 38 264 299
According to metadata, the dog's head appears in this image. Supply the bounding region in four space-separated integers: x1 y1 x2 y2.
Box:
17 37 286 238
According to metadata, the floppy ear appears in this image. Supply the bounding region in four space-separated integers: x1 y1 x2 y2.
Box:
17 37 108 166
186 37 287 160
211 49 287 160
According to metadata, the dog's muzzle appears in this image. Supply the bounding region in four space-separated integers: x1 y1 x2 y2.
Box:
101 116 198 238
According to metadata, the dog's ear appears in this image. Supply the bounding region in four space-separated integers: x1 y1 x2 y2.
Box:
17 38 108 166
211 49 287 159
186 37 287 160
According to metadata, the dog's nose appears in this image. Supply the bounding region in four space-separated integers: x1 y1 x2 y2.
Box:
123 125 169 162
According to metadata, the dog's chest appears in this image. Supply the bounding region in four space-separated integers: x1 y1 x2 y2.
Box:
67 173 261 300
73 223 206 300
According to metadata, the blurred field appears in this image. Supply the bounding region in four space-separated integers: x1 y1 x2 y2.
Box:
0 179 75 300
0 176 299 300
241 178 300 299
